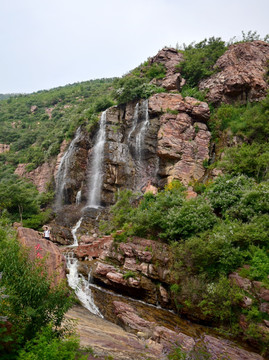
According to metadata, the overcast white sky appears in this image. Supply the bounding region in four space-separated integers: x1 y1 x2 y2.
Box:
0 0 268 93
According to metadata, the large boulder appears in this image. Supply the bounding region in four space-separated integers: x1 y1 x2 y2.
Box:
199 40 269 105
16 226 66 284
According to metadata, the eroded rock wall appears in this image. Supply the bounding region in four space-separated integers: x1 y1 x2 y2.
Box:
199 40 269 105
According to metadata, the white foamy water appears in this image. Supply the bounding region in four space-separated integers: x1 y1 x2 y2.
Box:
70 217 83 247
135 99 149 162
87 111 107 208
76 190 82 205
66 253 103 317
127 102 139 142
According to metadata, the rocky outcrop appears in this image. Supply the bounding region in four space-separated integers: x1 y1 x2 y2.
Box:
74 235 113 260
203 335 264 360
150 47 184 91
16 226 66 284
149 93 211 186
0 144 10 153
199 40 269 105
65 305 164 360
113 301 195 352
15 162 54 192
90 237 171 306
229 272 269 314
54 127 92 205
108 301 264 360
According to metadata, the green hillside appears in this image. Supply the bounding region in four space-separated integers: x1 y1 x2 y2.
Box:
0 34 269 358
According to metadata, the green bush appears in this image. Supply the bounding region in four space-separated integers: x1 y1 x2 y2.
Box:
244 246 269 285
171 224 244 279
113 75 164 104
198 275 243 323
227 182 269 221
17 325 87 360
219 143 269 181
178 37 227 87
180 85 207 101
205 174 255 215
0 226 73 351
160 197 217 240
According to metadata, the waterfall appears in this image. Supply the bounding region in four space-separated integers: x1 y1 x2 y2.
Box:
55 127 81 209
76 190 82 205
66 253 103 317
70 217 83 247
127 100 150 190
135 100 149 162
65 215 103 317
127 102 139 142
87 111 107 208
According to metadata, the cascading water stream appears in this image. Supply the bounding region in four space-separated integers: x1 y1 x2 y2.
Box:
87 111 107 208
135 99 149 163
127 100 151 190
70 218 83 247
65 217 103 317
75 190 82 205
55 127 81 209
127 102 139 142
66 253 103 317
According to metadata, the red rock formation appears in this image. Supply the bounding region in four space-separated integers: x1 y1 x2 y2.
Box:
150 47 184 91
199 41 269 105
15 162 54 193
74 235 113 260
149 93 211 186
16 226 66 284
203 335 263 360
113 301 263 359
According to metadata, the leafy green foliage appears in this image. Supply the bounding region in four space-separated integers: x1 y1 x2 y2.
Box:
210 94 269 142
205 174 255 215
113 75 164 104
180 85 207 101
17 325 87 360
0 225 74 353
0 176 39 220
160 198 217 240
0 174 53 227
220 143 269 181
0 78 115 171
112 59 166 104
178 37 227 87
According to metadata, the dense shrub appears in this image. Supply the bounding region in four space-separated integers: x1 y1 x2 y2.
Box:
17 325 87 360
178 37 227 87
0 224 73 354
205 174 255 215
219 143 269 181
113 75 164 104
160 197 217 240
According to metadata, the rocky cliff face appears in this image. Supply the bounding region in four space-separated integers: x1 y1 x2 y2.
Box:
51 93 210 208
199 40 269 105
